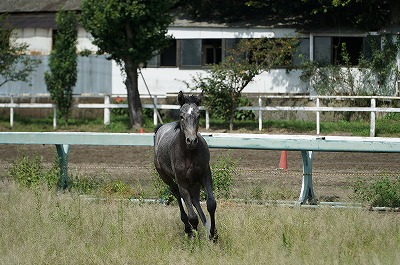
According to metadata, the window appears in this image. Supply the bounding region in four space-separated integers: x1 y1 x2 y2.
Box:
181 39 201 67
202 39 222 65
313 36 380 66
293 38 310 66
332 37 363 65
147 39 177 67
160 40 177 66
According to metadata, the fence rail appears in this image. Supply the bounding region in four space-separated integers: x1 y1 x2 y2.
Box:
1 94 400 136
1 131 400 204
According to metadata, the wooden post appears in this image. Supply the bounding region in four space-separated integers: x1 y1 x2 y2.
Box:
10 95 14 129
206 109 210 130
153 95 158 126
316 97 320 135
258 97 262 131
370 98 376 137
104 95 110 126
53 105 57 129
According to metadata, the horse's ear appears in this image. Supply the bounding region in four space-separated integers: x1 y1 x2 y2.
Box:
178 91 185 106
196 92 204 106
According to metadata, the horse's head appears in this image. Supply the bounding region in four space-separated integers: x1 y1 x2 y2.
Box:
178 91 203 149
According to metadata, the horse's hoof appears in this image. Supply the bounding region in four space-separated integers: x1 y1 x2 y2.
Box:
209 230 218 242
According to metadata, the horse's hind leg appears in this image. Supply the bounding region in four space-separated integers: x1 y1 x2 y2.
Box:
155 170 192 236
202 167 218 241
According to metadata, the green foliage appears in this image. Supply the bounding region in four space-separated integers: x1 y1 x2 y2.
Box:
354 176 400 208
188 37 298 130
80 0 177 66
81 0 178 128
211 155 238 199
0 15 41 87
45 10 78 123
102 180 137 198
69 173 103 195
301 35 400 97
8 155 59 189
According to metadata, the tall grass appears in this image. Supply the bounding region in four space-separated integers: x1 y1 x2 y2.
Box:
1 183 399 264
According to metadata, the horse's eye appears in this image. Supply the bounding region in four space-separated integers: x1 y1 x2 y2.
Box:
180 115 184 120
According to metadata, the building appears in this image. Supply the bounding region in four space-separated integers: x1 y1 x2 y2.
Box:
0 0 397 97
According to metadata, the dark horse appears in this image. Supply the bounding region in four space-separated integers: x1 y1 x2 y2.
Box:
154 91 217 240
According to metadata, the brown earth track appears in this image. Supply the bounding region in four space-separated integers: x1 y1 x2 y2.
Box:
1 143 399 202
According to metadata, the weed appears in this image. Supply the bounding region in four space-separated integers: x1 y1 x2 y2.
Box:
211 155 238 199
8 155 59 189
353 176 400 207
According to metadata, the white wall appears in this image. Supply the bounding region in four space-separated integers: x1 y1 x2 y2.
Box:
111 65 307 96
12 26 308 96
14 28 52 55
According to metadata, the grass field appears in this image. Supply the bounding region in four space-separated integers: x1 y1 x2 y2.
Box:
1 182 400 265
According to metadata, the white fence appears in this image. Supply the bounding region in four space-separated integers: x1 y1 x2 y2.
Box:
1 94 400 137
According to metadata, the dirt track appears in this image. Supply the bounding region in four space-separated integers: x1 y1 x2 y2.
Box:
1 142 400 202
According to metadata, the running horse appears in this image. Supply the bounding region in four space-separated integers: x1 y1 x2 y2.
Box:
154 91 217 240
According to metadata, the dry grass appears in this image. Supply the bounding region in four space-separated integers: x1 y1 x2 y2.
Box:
1 182 400 265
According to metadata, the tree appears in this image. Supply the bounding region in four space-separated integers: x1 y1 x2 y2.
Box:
81 0 177 129
301 35 400 97
0 15 41 88
188 37 298 131
44 10 78 124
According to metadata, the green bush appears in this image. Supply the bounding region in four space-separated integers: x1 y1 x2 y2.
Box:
8 155 59 189
69 173 103 195
211 155 237 199
353 176 400 207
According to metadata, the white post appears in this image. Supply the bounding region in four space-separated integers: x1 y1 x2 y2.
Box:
10 95 14 128
104 95 110 126
206 109 210 130
153 96 158 125
53 105 57 130
316 97 320 135
370 98 376 137
258 97 262 131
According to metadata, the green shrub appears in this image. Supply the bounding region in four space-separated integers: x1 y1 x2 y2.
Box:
353 176 400 207
211 155 238 199
69 173 103 195
8 155 60 189
102 180 138 198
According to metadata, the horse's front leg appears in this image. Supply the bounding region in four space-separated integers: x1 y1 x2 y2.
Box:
202 166 218 241
178 185 199 237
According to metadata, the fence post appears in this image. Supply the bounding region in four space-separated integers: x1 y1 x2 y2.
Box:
56 144 70 190
370 98 376 137
206 109 210 130
258 97 262 131
153 95 158 126
316 97 320 135
104 95 110 126
53 105 57 129
10 95 14 129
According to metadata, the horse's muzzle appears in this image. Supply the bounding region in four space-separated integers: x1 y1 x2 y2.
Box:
186 136 198 149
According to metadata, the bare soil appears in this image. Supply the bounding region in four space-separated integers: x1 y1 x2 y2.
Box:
1 138 400 202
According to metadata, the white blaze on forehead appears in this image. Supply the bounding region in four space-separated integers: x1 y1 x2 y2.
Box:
187 107 193 115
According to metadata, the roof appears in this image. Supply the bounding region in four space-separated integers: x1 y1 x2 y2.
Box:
0 0 81 13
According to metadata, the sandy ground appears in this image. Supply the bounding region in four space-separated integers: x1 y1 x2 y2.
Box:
1 140 400 202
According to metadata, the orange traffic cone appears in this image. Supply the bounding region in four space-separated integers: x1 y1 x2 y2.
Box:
139 128 144 133
279 150 288 171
